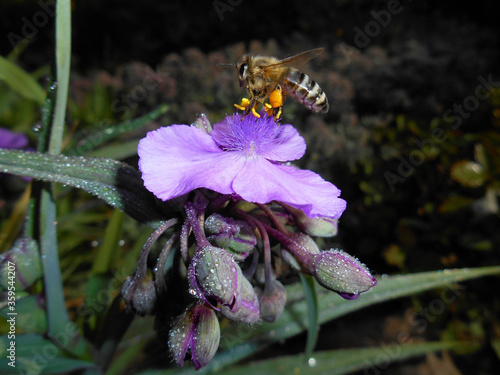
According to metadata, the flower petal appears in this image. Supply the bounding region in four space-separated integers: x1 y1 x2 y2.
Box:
138 125 244 201
259 124 305 162
0 128 28 149
232 157 346 218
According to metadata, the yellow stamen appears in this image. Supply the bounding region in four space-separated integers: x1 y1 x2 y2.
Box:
251 107 261 118
234 98 251 111
264 103 273 116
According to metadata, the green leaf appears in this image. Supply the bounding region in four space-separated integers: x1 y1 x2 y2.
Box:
50 0 72 155
0 334 96 374
300 274 319 355
0 55 45 104
88 140 140 159
212 341 478 375
68 105 169 157
0 150 167 225
0 296 47 333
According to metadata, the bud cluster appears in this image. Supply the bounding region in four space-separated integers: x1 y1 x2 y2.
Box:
121 189 376 369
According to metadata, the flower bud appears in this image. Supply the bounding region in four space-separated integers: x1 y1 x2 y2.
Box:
221 271 259 323
188 246 242 312
281 233 320 272
121 271 157 316
168 302 220 370
205 214 256 260
0 238 42 291
282 203 339 237
256 280 287 322
313 249 377 297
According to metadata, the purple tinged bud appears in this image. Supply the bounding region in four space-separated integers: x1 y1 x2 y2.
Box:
282 203 339 237
256 280 287 322
313 249 377 296
121 271 157 316
300 217 339 237
205 214 256 260
168 302 220 370
188 246 242 312
281 233 320 272
0 238 42 290
220 271 260 323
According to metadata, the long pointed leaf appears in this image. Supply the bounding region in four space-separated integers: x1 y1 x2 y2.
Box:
0 150 168 225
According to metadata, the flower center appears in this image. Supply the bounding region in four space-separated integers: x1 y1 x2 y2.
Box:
213 114 282 157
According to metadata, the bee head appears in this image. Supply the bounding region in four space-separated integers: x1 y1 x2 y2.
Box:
236 55 251 87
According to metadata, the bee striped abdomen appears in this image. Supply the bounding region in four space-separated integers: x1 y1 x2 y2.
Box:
282 69 329 113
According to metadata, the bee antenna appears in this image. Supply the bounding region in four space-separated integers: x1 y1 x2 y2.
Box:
217 63 236 68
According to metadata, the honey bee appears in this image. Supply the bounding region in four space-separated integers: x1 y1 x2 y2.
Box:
231 48 329 120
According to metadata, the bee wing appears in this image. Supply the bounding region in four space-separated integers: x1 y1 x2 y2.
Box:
262 48 325 72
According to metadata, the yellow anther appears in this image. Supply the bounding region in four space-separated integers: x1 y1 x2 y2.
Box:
264 103 273 116
251 107 261 118
234 98 251 111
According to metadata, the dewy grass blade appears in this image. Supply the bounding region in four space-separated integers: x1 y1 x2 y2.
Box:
68 104 169 156
0 149 167 225
38 0 83 353
209 341 478 375
49 0 71 156
300 274 319 356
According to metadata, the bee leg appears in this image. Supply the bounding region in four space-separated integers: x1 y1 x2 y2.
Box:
272 106 283 122
243 99 260 118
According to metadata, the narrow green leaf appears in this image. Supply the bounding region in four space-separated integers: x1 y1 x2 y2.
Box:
212 341 478 375
0 334 96 374
68 105 169 156
0 55 45 104
0 150 167 225
300 274 319 355
87 140 140 159
50 0 72 155
92 209 125 274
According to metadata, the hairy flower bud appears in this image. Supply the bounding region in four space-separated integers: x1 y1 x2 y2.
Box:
256 280 287 322
281 233 320 272
168 302 220 370
220 271 260 323
121 271 157 316
188 246 242 312
313 249 377 298
205 214 256 260
280 203 339 237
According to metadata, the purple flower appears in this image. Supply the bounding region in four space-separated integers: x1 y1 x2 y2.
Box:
138 114 346 218
0 128 29 149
